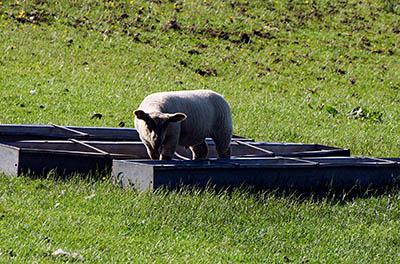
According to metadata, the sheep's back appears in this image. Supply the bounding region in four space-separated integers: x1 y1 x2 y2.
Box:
139 90 231 146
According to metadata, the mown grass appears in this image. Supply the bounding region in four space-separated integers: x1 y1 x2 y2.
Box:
1 0 400 262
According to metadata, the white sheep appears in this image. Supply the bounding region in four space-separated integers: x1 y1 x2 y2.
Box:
134 90 232 160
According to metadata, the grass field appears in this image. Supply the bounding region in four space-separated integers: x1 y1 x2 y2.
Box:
1 0 400 262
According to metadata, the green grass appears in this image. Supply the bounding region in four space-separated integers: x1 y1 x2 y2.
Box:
2 174 400 263
1 0 400 262
1 0 400 156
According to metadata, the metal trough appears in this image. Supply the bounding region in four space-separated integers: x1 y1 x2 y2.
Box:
209 141 349 158
112 157 400 191
0 124 253 142
0 138 350 177
0 141 114 176
0 124 350 180
0 124 350 177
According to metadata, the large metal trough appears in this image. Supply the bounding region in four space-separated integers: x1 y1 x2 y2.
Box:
112 157 400 191
0 139 349 177
1 124 396 192
0 123 350 177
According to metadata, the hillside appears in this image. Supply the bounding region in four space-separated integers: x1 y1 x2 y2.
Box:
1 0 399 156
1 1 400 263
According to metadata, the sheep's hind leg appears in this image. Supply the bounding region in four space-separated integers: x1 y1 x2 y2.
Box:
217 146 231 158
189 140 208 160
213 136 231 159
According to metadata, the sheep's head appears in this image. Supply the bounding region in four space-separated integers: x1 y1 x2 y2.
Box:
134 110 187 159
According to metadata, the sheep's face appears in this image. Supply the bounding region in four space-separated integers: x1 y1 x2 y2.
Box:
134 110 187 159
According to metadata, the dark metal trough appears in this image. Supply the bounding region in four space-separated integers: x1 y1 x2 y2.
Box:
1 124 397 192
0 124 252 142
0 124 350 177
112 157 400 191
0 139 349 177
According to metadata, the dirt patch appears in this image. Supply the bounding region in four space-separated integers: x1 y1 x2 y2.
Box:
164 18 180 31
188 49 200 55
13 10 52 24
189 26 275 44
195 68 217 76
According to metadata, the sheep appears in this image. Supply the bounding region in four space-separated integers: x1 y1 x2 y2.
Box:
134 90 232 160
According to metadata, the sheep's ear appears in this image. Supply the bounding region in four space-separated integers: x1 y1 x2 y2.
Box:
134 110 149 120
168 113 187 123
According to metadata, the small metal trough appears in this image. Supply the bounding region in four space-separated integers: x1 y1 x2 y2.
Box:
0 124 252 142
112 157 400 191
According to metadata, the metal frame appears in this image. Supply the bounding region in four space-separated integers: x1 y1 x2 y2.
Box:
112 157 400 191
0 139 350 177
0 124 359 193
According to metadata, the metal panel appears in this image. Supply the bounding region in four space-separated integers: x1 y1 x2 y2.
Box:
18 150 112 176
112 160 154 190
112 157 400 191
0 143 19 176
0 142 113 177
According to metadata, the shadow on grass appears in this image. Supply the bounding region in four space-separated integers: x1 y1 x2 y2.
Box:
17 168 400 205
149 181 400 206
22 167 112 185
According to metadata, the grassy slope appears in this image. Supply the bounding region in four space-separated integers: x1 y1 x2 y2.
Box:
0 0 399 156
1 0 400 262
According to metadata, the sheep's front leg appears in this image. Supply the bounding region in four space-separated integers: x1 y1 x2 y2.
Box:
144 143 160 160
160 135 179 160
190 140 208 159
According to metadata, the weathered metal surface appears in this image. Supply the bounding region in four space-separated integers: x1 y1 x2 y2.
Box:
112 157 400 191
